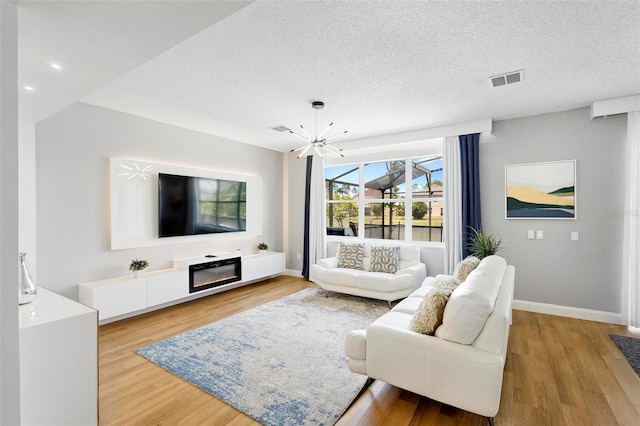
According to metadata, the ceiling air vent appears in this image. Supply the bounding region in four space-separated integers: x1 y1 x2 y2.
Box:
490 70 524 88
271 125 291 132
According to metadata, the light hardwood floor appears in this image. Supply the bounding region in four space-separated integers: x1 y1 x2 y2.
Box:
98 276 640 425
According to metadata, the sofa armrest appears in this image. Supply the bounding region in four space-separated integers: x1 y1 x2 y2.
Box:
395 262 427 289
316 257 338 269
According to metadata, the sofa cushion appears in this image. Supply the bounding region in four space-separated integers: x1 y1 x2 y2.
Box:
353 271 413 293
410 278 460 335
454 256 481 282
435 256 507 344
337 242 365 270
391 296 423 314
370 245 400 273
315 267 358 287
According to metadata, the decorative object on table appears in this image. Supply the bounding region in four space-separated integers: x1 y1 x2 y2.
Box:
467 227 502 259
505 159 576 219
129 259 149 277
287 101 348 159
18 252 38 305
257 242 269 254
137 288 386 426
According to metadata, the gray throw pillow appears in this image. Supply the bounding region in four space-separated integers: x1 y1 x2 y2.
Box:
369 245 400 274
337 242 365 270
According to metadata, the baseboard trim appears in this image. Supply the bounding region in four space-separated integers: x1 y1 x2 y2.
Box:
513 299 623 325
283 269 302 277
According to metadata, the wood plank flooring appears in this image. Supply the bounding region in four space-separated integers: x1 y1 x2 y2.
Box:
98 276 640 425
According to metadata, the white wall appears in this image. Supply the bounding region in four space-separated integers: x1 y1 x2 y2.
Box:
36 102 284 300
19 122 36 278
1 2 21 423
481 107 626 313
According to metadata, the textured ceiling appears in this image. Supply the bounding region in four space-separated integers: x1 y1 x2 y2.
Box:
20 1 640 154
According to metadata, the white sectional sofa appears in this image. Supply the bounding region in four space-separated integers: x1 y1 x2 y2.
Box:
310 240 427 307
344 255 515 425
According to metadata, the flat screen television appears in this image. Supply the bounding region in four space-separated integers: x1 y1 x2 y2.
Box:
158 173 246 238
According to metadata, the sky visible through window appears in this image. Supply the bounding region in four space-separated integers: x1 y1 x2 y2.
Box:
326 157 443 194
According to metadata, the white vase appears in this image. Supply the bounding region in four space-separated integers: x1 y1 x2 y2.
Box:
134 270 145 278
19 252 37 305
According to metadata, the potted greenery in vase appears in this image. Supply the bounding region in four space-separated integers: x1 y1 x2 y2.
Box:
130 259 149 277
257 242 269 254
467 227 503 259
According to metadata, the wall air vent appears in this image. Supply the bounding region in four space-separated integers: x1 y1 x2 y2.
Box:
271 125 291 132
490 70 524 88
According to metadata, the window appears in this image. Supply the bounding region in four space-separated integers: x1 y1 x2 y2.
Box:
325 156 443 242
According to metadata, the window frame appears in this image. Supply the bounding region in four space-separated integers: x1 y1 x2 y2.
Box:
325 155 443 245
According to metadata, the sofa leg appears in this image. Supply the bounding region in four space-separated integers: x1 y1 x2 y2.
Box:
487 417 495 426
325 290 331 298
387 301 392 309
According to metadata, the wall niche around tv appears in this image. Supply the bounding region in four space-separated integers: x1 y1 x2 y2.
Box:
109 157 263 250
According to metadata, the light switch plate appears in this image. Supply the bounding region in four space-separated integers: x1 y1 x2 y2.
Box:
571 232 579 241
536 230 544 240
528 230 535 239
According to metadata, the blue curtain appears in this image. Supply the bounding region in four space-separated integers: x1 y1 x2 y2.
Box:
460 133 481 257
301 155 313 280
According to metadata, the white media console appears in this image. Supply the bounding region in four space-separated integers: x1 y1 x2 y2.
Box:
79 251 285 324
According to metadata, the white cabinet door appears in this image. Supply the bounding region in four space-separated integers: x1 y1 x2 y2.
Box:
242 252 285 283
87 278 146 321
264 252 286 276
147 270 189 307
241 254 265 282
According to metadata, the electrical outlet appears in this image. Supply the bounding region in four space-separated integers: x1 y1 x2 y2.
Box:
536 230 544 240
297 253 301 260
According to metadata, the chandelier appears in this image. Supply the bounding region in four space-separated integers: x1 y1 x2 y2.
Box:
289 101 347 158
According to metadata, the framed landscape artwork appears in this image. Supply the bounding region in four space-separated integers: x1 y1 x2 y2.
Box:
505 160 576 219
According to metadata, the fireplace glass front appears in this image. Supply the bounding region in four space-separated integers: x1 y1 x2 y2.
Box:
189 257 241 293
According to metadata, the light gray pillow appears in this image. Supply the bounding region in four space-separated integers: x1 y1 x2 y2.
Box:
369 245 400 273
337 242 365 270
410 278 460 335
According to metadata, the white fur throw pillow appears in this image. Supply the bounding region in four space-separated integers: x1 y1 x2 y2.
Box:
410 278 460 335
454 256 481 282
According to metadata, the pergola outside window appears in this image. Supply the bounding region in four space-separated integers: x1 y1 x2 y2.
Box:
325 156 443 242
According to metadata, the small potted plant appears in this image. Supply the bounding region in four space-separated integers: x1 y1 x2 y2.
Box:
129 259 149 277
257 242 269 254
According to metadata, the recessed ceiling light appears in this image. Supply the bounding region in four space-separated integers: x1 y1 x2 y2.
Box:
24 86 35 91
50 63 62 70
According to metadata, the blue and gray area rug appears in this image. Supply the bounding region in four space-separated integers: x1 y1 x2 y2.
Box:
137 288 387 426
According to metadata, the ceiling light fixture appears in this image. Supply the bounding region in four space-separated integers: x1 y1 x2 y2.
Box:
289 101 347 159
